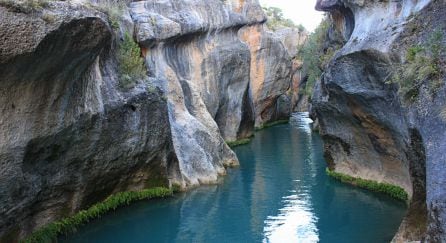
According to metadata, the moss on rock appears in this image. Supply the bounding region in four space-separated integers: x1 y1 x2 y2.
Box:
22 187 173 243
326 168 409 202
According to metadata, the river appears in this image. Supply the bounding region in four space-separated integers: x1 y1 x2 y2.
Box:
62 112 406 243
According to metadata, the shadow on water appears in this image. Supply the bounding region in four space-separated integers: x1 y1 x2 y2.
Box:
61 112 406 243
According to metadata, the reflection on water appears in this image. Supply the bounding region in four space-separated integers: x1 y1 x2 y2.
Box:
263 192 318 243
62 112 406 243
263 113 318 243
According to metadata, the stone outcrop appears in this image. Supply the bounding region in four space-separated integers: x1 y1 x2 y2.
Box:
0 2 178 241
311 0 445 241
0 0 296 241
239 25 292 127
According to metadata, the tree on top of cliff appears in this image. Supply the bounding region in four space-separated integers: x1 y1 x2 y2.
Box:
298 17 332 96
263 6 304 32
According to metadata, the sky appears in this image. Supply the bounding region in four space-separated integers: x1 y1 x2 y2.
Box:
259 0 324 32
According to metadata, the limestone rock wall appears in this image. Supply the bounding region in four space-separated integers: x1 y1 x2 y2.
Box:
0 2 177 241
0 0 296 241
311 0 446 241
239 25 293 127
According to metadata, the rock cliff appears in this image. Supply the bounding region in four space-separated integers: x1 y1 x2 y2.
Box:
312 0 445 241
0 0 296 240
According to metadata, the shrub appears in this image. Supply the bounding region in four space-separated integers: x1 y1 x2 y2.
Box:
298 17 332 97
117 33 146 89
89 0 127 29
22 187 173 243
388 30 445 101
326 168 409 202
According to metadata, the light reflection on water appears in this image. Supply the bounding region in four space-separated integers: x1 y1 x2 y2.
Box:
62 112 406 243
263 112 319 243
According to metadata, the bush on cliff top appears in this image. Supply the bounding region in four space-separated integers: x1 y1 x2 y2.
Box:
22 187 173 243
262 6 303 32
326 168 409 202
117 33 146 90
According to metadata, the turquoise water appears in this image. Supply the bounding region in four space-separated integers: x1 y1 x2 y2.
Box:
61 113 406 243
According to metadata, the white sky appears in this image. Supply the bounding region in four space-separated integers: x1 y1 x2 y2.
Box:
259 0 324 32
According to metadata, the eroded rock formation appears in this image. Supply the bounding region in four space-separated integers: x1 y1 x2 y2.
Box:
0 0 297 240
312 0 445 241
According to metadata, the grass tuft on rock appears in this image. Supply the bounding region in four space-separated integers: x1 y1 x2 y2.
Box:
326 168 408 202
388 30 445 101
89 0 127 29
22 187 173 243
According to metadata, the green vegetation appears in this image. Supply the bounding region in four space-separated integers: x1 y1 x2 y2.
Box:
226 138 252 148
22 187 173 243
262 6 304 32
90 0 127 29
255 119 289 131
326 168 408 202
388 30 445 101
298 17 335 97
0 0 53 13
117 33 146 89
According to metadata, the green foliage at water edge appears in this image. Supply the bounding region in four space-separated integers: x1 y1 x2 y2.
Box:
22 187 173 243
226 138 252 148
255 119 289 131
326 168 408 202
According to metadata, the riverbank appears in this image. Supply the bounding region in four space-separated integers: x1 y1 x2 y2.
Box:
23 188 172 243
326 168 408 202
60 113 406 243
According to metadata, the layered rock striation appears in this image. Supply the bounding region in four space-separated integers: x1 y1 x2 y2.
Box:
312 0 445 241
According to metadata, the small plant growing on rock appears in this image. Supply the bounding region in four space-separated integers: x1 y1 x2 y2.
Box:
388 30 445 101
117 33 146 89
89 0 127 29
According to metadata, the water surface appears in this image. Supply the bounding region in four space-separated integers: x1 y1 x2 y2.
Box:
62 113 406 243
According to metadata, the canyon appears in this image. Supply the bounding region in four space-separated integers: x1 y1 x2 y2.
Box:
0 0 444 242
0 0 304 241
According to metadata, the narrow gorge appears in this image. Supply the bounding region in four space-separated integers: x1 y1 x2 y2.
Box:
0 0 444 242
